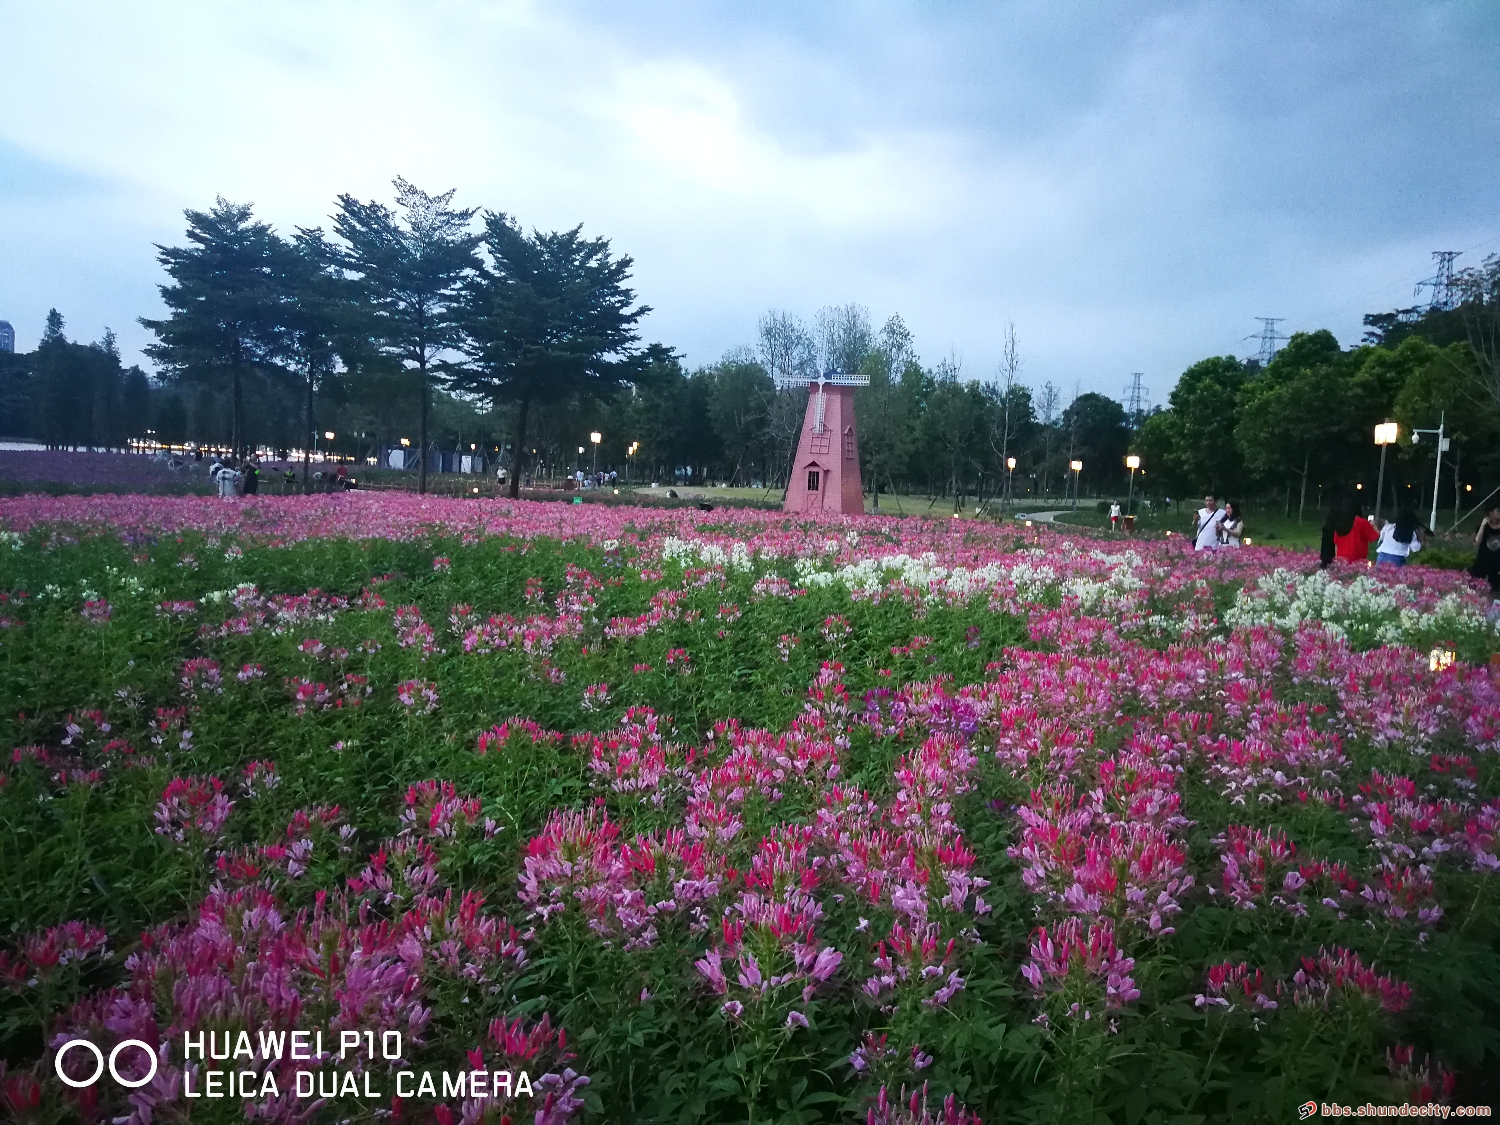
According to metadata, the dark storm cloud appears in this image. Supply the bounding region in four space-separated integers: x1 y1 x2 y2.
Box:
0 1 1494 403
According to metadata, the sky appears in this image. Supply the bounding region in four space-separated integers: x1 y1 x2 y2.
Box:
1 0 1497 407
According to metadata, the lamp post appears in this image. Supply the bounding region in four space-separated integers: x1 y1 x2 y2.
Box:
590 431 602 476
1125 455 1141 515
1410 414 1448 532
1373 421 1398 523
1006 456 1017 510
1070 460 1083 511
627 441 639 484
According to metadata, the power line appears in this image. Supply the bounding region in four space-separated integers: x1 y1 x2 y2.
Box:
1244 317 1289 365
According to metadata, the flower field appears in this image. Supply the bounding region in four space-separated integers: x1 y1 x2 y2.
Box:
1 493 1498 1123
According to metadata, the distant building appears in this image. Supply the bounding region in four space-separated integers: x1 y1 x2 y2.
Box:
0 321 13 353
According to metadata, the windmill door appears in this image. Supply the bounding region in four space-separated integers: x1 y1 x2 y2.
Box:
802 464 824 511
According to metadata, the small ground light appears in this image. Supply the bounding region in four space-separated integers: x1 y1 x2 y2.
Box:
1430 648 1456 672
1024 520 1033 527
1356 483 1363 490
1243 537 1253 545
472 487 479 494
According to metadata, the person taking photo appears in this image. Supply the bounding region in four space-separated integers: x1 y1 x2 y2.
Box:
1219 501 1244 548
1193 494 1224 551
1469 502 1500 593
1374 506 1424 568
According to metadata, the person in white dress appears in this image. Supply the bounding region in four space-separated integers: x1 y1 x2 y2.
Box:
1194 494 1225 551
1219 500 1244 548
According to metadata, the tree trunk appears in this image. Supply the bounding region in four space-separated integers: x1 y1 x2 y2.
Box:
1298 451 1309 523
508 395 530 500
417 360 429 495
303 366 314 491
232 362 244 458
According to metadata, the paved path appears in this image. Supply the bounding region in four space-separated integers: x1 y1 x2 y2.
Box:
1012 509 1072 523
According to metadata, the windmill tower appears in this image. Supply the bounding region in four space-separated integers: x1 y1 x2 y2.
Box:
781 367 869 514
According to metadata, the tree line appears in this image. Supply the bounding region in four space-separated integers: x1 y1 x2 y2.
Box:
0 175 1495 514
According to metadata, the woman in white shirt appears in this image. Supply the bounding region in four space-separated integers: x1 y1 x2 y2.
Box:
1219 500 1244 548
1375 508 1423 567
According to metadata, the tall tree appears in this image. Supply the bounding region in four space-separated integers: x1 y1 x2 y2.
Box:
1060 392 1129 495
814 304 873 375
278 229 352 488
705 355 774 486
989 323 1025 506
140 199 283 454
757 311 816 385
756 312 817 495
455 212 667 499
1236 334 1357 521
1163 355 1248 495
331 177 479 494
1454 254 1500 414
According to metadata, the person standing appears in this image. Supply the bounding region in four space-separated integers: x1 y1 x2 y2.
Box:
1470 502 1500 593
1219 501 1245 548
1193 494 1224 551
1321 492 1378 566
1109 500 1122 530
243 456 260 496
1375 507 1424 567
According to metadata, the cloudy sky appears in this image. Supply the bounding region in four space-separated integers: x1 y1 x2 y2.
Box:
1 1 1496 404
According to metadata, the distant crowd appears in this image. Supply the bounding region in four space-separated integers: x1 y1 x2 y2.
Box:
207 454 351 498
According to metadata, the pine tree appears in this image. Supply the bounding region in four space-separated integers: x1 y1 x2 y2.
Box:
330 178 479 494
454 212 668 498
140 199 284 455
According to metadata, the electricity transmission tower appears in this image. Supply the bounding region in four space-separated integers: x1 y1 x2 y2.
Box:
1414 251 1462 311
1123 372 1148 430
1245 317 1289 366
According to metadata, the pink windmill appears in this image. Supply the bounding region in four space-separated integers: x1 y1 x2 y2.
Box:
781 366 867 515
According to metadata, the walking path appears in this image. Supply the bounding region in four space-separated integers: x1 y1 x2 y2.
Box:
1012 509 1072 523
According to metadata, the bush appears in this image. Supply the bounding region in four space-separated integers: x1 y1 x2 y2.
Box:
1412 545 1476 572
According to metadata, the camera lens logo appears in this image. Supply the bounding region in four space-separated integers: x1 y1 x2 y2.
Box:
1298 1101 1318 1120
54 1039 159 1089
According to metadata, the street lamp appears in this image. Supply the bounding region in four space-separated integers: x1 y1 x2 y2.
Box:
1006 456 1017 509
590 431 602 476
1373 421 1398 523
1070 460 1083 511
1410 414 1449 532
627 441 639 484
1125 454 1141 516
